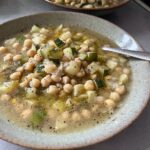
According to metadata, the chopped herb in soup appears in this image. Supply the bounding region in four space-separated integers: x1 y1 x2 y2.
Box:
49 0 124 9
0 25 131 132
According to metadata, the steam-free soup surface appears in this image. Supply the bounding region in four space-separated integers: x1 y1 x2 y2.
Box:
0 25 130 133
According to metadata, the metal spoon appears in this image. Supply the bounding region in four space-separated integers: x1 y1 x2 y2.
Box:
102 46 150 61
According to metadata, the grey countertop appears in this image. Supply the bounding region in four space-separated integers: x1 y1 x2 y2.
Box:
0 1 150 150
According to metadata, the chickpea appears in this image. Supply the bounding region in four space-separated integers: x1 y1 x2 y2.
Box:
51 74 61 82
95 96 104 104
30 78 41 88
22 47 27 51
34 54 43 62
44 64 57 73
63 84 73 93
115 85 126 95
62 76 70 84
82 4 93 8
47 85 59 95
75 32 83 39
41 75 52 87
89 46 95 51
26 73 38 81
20 80 28 88
56 83 63 89
105 99 116 110
66 38 72 44
0 94 11 101
65 0 71 4
110 92 120 102
55 0 64 4
71 79 77 85
13 54 22 61
0 46 7 54
27 49 36 57
71 112 81 122
70 1 75 6
23 39 32 49
4 53 13 62
10 72 21 80
84 80 95 91
83 39 95 46
12 42 20 50
77 69 85 78
115 66 122 73
26 73 34 81
61 111 70 120
123 68 130 75
24 62 35 72
16 66 24 73
81 109 91 119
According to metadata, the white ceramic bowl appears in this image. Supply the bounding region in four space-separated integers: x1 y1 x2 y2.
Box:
0 12 150 149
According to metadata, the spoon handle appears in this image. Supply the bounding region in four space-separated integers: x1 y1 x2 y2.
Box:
102 47 150 61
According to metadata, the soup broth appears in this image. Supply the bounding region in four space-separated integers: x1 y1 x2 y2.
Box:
0 25 131 133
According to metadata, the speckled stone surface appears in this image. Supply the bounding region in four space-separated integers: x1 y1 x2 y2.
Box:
0 1 150 150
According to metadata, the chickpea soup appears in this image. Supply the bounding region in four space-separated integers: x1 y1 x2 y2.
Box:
49 0 124 9
0 25 131 133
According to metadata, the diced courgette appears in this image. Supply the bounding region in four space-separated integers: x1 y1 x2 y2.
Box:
63 47 77 59
35 64 44 73
30 108 46 128
79 53 87 60
93 79 105 89
30 25 40 33
99 66 110 76
39 44 63 59
73 84 85 96
87 91 96 103
97 55 106 63
53 100 66 112
54 38 65 48
86 52 97 61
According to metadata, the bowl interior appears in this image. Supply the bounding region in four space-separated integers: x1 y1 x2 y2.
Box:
0 12 150 149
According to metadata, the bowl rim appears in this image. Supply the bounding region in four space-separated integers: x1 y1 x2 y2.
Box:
0 11 150 149
44 0 130 11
